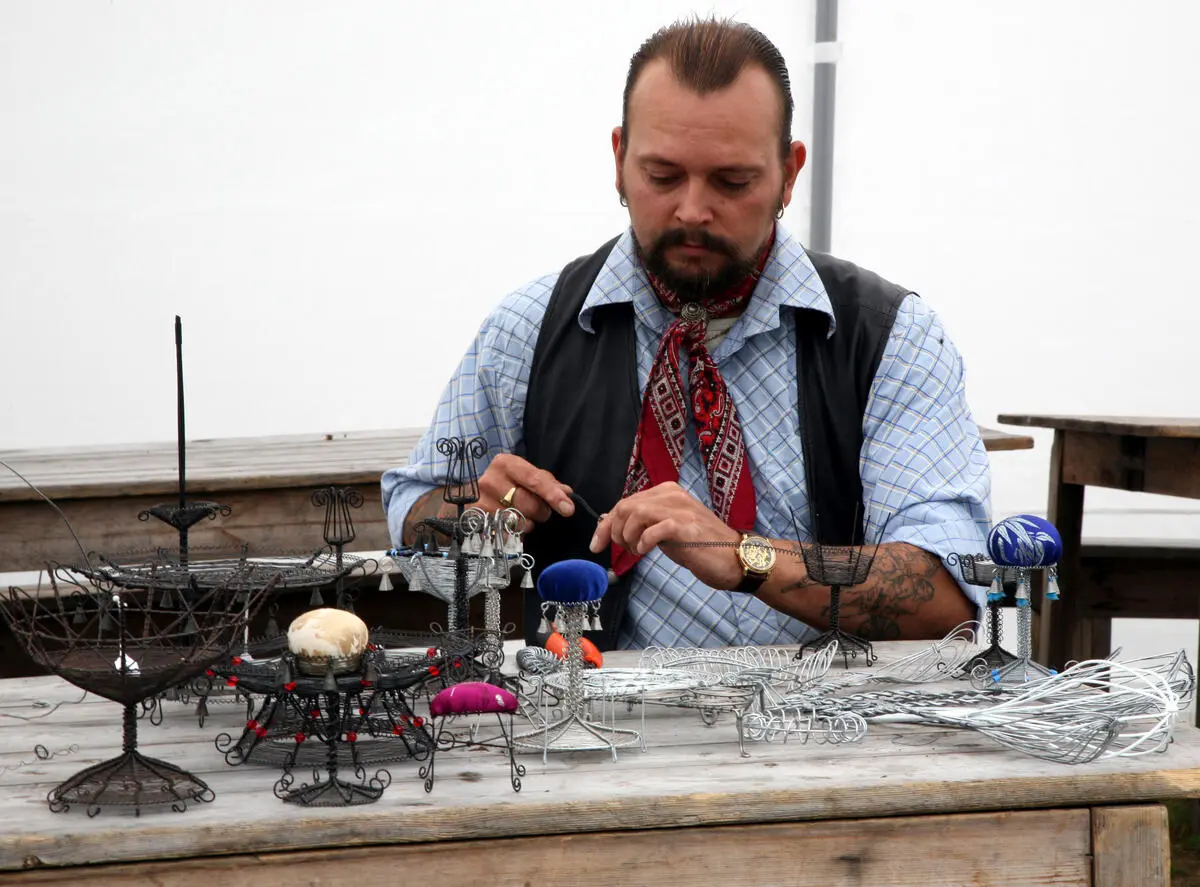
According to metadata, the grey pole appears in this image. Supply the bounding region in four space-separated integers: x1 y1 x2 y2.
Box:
808 0 838 252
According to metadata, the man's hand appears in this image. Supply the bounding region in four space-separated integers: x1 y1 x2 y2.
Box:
478 453 575 529
588 482 743 589
401 454 575 545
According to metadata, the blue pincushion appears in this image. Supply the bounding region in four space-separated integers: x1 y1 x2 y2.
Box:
986 515 1063 567
536 559 608 603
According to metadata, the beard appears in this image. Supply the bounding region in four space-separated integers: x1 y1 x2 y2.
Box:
635 227 760 304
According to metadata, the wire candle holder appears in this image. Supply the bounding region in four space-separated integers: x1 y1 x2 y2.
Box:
0 564 276 815
794 540 880 666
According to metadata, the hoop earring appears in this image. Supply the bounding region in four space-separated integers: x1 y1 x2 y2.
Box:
775 206 785 220
619 196 629 208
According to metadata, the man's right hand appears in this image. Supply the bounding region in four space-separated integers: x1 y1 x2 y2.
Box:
479 453 575 529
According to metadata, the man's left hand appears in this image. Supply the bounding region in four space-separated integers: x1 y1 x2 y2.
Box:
588 482 743 589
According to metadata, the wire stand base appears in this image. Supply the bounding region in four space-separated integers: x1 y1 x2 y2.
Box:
511 714 642 764
274 768 390 807
48 750 215 817
795 585 876 667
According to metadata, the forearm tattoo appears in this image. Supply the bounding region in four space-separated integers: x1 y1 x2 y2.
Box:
822 545 942 640
400 487 457 546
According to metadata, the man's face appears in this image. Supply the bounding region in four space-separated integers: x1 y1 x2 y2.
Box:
614 59 805 300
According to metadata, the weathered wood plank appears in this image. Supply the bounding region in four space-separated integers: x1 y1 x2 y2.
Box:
0 483 390 573
1092 804 1171 887
0 809 1091 886
0 430 424 502
997 414 1200 439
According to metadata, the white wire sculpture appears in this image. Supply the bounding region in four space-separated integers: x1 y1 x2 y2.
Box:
754 648 1194 764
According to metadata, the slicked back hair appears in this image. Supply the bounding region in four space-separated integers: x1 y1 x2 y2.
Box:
621 17 795 161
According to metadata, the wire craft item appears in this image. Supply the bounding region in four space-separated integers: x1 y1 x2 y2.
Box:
754 646 1193 764
976 514 1066 686
512 560 640 762
794 539 880 666
210 642 436 781
947 552 1018 674
420 681 527 793
0 565 276 815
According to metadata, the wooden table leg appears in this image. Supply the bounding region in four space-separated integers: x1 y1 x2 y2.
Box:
1092 805 1170 887
1037 430 1101 668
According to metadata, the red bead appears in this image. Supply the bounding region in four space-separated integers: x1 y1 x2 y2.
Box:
454 659 462 669
311 709 320 718
231 656 243 665
413 717 425 728
428 666 440 676
205 668 214 677
347 731 358 743
247 720 258 730
361 679 372 688
255 726 267 738
392 725 403 735
226 676 239 687
284 681 297 692
426 647 437 657
295 732 305 743
359 707 367 716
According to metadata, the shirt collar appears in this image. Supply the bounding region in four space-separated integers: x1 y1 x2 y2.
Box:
578 225 836 341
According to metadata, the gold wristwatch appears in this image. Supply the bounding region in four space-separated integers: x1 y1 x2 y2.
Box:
734 533 776 593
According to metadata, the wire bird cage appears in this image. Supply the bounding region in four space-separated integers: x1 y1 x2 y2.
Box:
0 564 277 815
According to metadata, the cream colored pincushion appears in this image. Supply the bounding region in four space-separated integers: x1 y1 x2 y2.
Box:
287 608 369 675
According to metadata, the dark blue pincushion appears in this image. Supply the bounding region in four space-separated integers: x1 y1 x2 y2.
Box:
536 559 608 603
986 514 1063 567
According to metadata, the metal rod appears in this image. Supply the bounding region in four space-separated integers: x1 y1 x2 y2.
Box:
174 315 186 510
809 0 838 252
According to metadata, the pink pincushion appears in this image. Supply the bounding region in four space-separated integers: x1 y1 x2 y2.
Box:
429 681 519 717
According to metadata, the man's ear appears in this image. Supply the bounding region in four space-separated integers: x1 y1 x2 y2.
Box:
612 126 625 195
781 140 807 206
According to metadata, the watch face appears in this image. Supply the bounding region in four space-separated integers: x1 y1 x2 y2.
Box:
741 536 776 573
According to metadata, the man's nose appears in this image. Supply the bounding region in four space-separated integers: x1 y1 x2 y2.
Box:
674 179 714 227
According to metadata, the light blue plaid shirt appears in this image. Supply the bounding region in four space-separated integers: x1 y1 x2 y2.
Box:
382 225 991 648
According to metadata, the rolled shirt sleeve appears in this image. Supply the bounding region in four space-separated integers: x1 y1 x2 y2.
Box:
859 294 992 609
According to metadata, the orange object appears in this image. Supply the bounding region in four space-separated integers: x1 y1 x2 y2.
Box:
545 632 603 668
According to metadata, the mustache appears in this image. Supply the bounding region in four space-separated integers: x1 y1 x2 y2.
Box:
651 228 741 260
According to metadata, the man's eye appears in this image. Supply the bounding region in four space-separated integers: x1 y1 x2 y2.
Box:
648 174 680 186
719 179 751 192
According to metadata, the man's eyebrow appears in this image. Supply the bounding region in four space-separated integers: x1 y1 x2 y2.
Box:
637 156 764 175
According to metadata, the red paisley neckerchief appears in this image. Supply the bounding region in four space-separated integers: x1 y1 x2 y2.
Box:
611 233 773 576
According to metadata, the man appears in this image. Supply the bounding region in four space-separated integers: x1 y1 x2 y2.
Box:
382 17 990 650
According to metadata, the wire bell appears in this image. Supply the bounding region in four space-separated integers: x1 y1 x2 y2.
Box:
537 602 552 635
1046 565 1061 601
520 568 534 589
408 563 424 592
987 574 1005 603
378 570 393 592
1015 572 1031 608
309 588 324 607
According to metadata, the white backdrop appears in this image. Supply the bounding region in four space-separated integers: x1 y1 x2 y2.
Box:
0 0 812 448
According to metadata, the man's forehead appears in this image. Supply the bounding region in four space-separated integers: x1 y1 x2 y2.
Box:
624 58 781 153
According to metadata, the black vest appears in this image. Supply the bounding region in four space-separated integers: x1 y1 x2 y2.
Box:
517 236 910 648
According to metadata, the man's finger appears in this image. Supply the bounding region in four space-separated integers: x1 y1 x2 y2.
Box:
509 462 575 517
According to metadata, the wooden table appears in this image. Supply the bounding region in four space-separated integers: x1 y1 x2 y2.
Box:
998 415 1200 670
0 641 1191 886
0 426 1032 574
